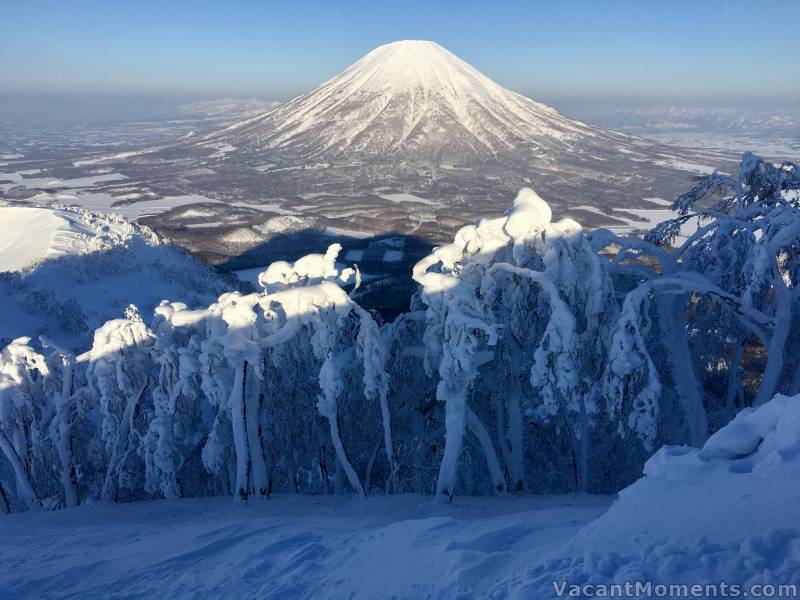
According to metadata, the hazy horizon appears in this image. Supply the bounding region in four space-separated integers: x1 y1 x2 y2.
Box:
2 90 797 128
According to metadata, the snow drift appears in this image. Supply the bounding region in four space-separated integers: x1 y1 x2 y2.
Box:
503 393 800 598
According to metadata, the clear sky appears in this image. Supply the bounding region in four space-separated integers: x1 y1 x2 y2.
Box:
1 0 797 101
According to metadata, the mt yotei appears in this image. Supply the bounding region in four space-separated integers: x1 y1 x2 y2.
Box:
202 40 617 162
72 41 737 262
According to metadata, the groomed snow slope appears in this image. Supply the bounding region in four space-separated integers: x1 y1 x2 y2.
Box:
2 394 798 599
0 495 611 599
0 204 228 349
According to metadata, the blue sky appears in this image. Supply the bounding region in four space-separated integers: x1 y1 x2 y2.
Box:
1 0 797 101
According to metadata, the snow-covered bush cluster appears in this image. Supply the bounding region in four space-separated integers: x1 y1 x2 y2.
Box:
1 152 798 511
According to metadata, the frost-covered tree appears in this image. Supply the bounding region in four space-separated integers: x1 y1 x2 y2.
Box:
382 309 440 494
195 244 394 499
255 246 396 496
0 338 49 509
144 301 216 498
644 153 799 417
85 305 157 502
41 344 80 508
413 188 630 498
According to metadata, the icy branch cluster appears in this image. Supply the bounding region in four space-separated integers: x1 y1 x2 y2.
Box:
1 153 798 511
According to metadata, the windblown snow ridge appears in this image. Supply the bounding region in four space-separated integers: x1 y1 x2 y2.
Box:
0 203 228 349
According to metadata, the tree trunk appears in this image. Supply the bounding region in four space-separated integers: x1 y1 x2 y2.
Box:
102 380 148 502
505 381 527 492
434 370 472 502
0 477 11 513
377 389 398 493
656 294 708 446
467 408 507 495
231 362 250 500
364 436 382 496
0 431 40 510
245 375 268 498
56 357 79 507
327 413 364 496
755 284 792 405
725 337 744 422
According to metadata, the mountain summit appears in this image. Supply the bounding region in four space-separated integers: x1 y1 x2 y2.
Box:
206 40 618 162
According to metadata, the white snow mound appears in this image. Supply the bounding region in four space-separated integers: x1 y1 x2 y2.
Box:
645 394 800 481
502 394 800 598
0 206 122 272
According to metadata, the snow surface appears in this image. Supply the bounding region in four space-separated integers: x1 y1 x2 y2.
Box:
0 207 105 272
383 249 404 263
0 494 610 600
502 394 800 598
34 192 221 219
253 215 314 235
1 167 221 219
381 192 439 207
178 98 278 120
0 172 127 194
570 197 700 242
653 157 718 176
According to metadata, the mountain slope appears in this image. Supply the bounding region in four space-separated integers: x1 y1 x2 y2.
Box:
0 203 229 349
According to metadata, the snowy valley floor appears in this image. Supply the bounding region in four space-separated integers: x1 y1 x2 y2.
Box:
1 494 612 599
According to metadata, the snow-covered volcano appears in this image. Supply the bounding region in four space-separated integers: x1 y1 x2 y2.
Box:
205 40 621 162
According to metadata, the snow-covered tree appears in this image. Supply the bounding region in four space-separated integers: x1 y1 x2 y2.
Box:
0 338 50 510
413 188 627 498
144 301 216 498
646 153 799 419
85 305 157 502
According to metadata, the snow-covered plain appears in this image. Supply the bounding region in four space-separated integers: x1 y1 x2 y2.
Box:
0 167 221 219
